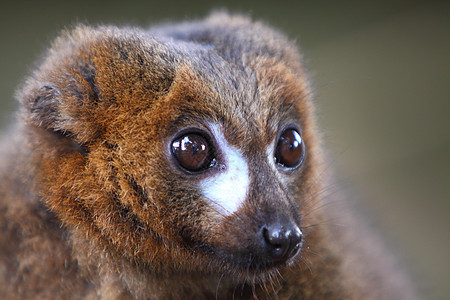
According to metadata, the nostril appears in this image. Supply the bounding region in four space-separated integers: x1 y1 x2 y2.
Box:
262 224 302 263
290 226 303 246
263 226 287 248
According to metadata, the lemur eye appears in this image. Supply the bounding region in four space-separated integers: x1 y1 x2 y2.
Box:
275 129 305 169
171 133 214 172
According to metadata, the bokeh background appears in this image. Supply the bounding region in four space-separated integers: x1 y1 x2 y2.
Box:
0 0 448 298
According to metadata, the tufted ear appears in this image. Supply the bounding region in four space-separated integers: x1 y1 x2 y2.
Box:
26 84 64 132
18 25 177 146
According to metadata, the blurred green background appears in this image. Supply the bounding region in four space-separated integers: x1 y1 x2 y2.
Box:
0 0 448 298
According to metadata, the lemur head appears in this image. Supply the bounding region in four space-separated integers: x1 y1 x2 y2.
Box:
19 14 323 281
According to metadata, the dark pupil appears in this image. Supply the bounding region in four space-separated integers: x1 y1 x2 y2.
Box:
172 133 210 172
275 129 304 168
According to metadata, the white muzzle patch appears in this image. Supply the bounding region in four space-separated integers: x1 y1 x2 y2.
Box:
200 124 249 215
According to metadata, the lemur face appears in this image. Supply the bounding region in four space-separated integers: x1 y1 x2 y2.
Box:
24 25 319 281
168 121 305 271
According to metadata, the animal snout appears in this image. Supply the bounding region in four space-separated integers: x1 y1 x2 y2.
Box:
261 222 302 264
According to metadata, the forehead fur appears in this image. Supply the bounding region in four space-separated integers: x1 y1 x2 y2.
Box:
20 13 311 149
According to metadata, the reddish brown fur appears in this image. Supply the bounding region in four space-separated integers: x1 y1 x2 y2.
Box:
0 13 415 299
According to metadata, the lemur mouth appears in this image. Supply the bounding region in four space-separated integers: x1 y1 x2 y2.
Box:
181 223 303 274
193 241 303 276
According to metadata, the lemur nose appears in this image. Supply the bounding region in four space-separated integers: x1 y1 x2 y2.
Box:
262 223 302 263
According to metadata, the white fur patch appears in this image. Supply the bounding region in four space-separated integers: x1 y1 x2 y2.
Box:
266 143 277 171
200 124 249 215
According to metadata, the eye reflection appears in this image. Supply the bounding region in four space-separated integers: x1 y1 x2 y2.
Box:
171 133 213 172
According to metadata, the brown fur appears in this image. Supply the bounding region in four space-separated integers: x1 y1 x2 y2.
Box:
0 13 415 299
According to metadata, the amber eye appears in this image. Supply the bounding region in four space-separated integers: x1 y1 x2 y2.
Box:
171 133 214 172
275 128 305 169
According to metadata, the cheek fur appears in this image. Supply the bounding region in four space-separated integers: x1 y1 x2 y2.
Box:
200 124 249 215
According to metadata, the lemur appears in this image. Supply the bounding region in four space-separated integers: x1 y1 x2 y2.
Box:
0 12 415 299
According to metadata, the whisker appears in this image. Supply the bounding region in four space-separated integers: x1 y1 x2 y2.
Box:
303 248 326 261
302 218 346 230
216 272 225 300
276 89 313 127
299 255 313 275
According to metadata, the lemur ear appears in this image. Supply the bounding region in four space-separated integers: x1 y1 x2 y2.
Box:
19 58 103 144
19 25 176 144
26 84 63 132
